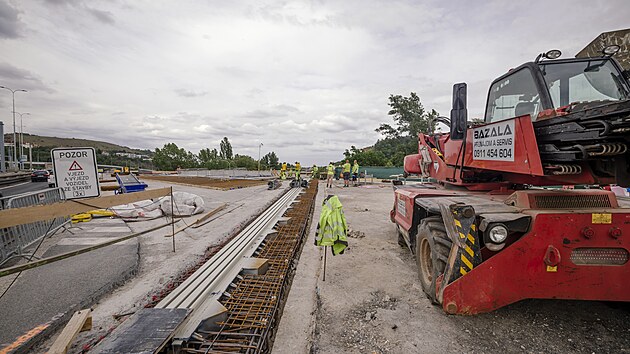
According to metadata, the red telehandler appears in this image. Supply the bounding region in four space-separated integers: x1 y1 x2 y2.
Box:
391 47 630 315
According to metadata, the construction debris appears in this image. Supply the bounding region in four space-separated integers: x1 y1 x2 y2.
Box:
160 192 205 217
347 228 365 238
48 309 92 354
110 192 205 220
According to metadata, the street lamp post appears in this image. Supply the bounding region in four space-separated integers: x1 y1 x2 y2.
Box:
258 142 264 173
0 86 27 170
13 111 30 169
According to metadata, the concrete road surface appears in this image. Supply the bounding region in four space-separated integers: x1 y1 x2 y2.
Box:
0 181 49 198
0 218 139 351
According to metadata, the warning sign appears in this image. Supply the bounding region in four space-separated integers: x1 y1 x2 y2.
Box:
472 120 515 162
51 147 101 199
69 161 83 171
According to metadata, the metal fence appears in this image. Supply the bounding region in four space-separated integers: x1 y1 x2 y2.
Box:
0 187 69 267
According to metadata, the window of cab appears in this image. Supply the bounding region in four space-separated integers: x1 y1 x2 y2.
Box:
485 68 542 123
540 59 629 108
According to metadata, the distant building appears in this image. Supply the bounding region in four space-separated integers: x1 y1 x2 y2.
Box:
114 152 147 159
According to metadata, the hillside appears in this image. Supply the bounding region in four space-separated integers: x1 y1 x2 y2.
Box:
4 133 152 155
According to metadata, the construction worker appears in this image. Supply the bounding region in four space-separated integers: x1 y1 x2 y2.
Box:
342 160 351 187
326 162 334 188
295 161 301 181
352 160 359 186
311 164 319 179
314 195 348 256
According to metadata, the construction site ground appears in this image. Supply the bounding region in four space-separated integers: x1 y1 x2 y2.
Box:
141 175 267 190
274 180 630 354
0 179 286 353
4 178 629 353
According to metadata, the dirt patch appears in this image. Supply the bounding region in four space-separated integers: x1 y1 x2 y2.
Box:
303 182 630 354
141 175 267 190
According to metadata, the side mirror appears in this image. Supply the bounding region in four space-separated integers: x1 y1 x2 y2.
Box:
450 83 468 140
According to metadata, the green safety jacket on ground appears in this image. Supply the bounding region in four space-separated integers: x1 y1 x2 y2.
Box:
315 195 348 256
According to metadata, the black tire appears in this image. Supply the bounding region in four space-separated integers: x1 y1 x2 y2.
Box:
415 216 452 304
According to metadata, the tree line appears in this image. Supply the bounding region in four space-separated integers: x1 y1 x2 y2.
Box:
342 92 438 167
152 137 279 171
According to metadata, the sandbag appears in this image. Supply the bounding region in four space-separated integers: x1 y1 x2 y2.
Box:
160 192 205 216
112 199 164 219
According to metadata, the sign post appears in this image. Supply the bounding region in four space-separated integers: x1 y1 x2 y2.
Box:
51 147 101 199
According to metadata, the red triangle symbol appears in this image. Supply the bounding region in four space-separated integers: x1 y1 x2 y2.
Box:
69 161 83 171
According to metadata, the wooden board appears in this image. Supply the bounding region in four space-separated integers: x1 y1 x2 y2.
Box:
91 308 190 354
0 187 172 229
48 309 92 354
167 204 227 237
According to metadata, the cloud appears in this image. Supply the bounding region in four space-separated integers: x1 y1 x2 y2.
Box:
0 1 24 39
2 0 629 164
0 62 54 93
174 89 208 98
241 104 300 118
41 0 115 26
87 8 115 24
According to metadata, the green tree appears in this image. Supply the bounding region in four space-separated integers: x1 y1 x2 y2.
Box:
220 137 233 160
353 150 389 166
376 92 438 138
198 148 219 166
233 154 257 169
261 151 279 169
153 143 198 170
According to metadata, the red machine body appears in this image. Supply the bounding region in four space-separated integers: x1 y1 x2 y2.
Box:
392 52 630 314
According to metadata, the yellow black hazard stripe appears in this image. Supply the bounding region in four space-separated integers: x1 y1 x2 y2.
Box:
452 211 482 277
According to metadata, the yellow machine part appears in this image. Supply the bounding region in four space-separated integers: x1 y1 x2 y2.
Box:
88 209 115 218
71 213 92 223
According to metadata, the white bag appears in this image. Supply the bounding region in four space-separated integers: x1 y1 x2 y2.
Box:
160 192 205 216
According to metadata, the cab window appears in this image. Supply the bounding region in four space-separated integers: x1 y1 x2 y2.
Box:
485 68 541 123
541 59 629 107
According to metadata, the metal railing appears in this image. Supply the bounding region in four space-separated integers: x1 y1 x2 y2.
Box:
0 187 70 267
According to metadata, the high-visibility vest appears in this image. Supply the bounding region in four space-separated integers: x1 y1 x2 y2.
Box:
282 163 287 171
352 163 359 173
296 163 301 171
327 164 334 175
343 163 351 173
314 195 348 256
312 166 318 176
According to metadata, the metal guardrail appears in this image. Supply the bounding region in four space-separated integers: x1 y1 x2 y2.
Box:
0 187 70 267
0 172 30 187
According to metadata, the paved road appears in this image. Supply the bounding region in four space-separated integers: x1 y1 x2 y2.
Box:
0 181 49 198
0 218 139 349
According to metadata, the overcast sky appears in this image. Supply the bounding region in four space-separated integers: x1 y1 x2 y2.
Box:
0 0 628 164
